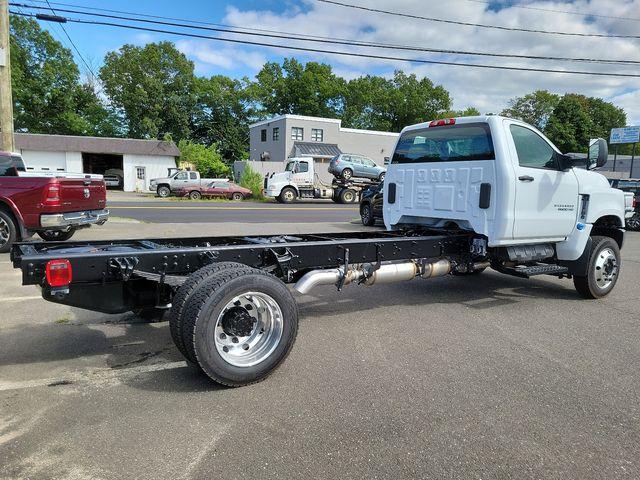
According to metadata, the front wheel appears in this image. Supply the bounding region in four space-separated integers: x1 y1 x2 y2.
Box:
573 236 621 299
157 185 171 198
360 203 375 226
231 192 243 201
339 188 357 204
189 191 202 200
341 168 353 180
279 187 297 204
38 228 76 242
378 172 385 182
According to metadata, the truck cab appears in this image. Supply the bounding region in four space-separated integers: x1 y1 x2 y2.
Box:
385 115 631 296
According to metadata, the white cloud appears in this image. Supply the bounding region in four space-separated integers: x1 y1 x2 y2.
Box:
216 0 640 123
176 40 267 73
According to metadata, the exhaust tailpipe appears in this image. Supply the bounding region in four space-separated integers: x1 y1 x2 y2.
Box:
294 259 452 295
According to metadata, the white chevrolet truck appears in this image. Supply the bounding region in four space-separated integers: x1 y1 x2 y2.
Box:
10 115 634 386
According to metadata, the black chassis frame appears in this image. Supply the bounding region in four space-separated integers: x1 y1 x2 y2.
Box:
11 229 478 314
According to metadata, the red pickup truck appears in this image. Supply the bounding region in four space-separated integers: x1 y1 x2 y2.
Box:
0 152 109 252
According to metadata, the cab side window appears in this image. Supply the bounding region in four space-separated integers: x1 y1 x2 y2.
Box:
189 172 198 180
175 172 188 180
510 125 557 169
297 162 309 173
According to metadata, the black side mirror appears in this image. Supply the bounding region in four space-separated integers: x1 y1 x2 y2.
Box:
588 138 608 169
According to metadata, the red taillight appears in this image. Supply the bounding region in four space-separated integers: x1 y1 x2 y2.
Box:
634 197 638 208
42 184 61 206
429 118 456 127
46 259 72 287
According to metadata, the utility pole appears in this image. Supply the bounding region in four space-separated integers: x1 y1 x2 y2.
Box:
0 0 14 152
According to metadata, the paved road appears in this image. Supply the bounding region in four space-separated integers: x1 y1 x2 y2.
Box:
108 198 359 224
1 226 639 479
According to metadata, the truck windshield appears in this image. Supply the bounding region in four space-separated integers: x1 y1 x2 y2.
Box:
285 161 296 172
392 123 494 164
0 155 26 176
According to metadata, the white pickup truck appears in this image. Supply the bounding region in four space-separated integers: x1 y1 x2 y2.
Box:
10 115 635 386
149 169 220 197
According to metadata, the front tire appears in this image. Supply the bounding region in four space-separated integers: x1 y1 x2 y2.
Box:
339 188 357 204
231 192 243 201
181 264 298 386
38 228 76 242
360 203 375 226
279 187 297 204
189 191 202 200
378 172 385 182
573 236 621 299
157 185 171 198
0 210 17 253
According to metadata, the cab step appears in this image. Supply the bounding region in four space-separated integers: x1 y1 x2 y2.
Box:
500 263 569 278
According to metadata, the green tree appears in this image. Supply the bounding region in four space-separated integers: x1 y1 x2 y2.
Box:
544 94 626 153
501 90 560 130
191 76 251 163
248 58 346 118
342 71 451 132
177 140 230 178
100 42 195 140
9 15 116 136
438 107 481 118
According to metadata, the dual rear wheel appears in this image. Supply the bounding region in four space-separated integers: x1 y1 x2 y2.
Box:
168 262 298 386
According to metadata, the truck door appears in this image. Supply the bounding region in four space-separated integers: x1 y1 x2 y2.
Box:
505 121 579 241
292 160 311 186
173 172 189 190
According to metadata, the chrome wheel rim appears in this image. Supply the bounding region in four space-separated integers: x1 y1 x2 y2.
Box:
343 170 352 179
0 217 9 246
283 190 294 201
233 193 242 201
343 191 354 202
594 247 618 289
214 292 283 367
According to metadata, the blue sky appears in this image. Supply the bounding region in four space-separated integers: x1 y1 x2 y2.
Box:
17 0 640 124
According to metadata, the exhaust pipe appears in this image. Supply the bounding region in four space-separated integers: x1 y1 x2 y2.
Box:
294 259 452 295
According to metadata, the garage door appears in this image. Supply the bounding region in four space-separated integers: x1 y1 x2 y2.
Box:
21 151 66 172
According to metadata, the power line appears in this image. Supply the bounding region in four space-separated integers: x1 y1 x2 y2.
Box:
463 0 640 23
11 10 640 79
12 3 640 65
315 0 640 39
42 0 99 86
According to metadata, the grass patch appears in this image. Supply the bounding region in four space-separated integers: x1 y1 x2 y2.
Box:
55 313 72 324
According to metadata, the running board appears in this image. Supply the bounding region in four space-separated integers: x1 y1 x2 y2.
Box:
498 263 569 278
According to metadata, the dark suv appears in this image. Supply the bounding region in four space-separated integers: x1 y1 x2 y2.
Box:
610 179 640 231
359 182 384 226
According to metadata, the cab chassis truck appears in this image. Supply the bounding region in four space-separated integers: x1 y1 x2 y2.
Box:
10 116 633 387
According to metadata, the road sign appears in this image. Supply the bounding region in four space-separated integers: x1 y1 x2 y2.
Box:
610 126 640 145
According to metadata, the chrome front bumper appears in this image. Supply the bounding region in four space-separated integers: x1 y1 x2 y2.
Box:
40 209 110 228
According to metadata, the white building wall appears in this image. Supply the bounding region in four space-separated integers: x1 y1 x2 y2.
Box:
65 151 83 173
123 154 176 192
20 150 66 172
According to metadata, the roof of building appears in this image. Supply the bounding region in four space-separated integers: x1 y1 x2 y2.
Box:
293 142 342 158
15 133 180 157
249 114 398 137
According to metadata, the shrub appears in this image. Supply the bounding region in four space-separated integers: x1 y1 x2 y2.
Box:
239 163 264 199
177 140 230 178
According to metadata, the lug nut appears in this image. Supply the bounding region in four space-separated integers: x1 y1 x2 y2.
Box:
222 346 229 352
242 344 250 351
232 337 239 343
219 333 226 340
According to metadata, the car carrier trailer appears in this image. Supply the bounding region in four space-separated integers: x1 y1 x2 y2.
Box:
9 115 634 387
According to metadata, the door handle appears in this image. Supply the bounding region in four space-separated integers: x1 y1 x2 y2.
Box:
518 175 534 182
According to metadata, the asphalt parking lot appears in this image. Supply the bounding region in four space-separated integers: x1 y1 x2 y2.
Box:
1 222 639 479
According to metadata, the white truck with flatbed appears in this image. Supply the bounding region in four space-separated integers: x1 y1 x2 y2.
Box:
264 157 379 204
10 115 634 387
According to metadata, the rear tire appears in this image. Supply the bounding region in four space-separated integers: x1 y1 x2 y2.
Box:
181 264 298 386
38 228 76 242
157 185 171 198
168 262 245 361
189 191 202 200
0 210 17 253
279 187 297 204
378 172 385 182
573 236 621 299
341 168 353 180
339 188 357 204
626 213 640 231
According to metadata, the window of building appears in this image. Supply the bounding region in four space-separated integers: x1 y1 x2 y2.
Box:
291 127 304 141
509 125 557 169
273 127 279 141
261 129 267 142
311 128 323 142
136 167 146 180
